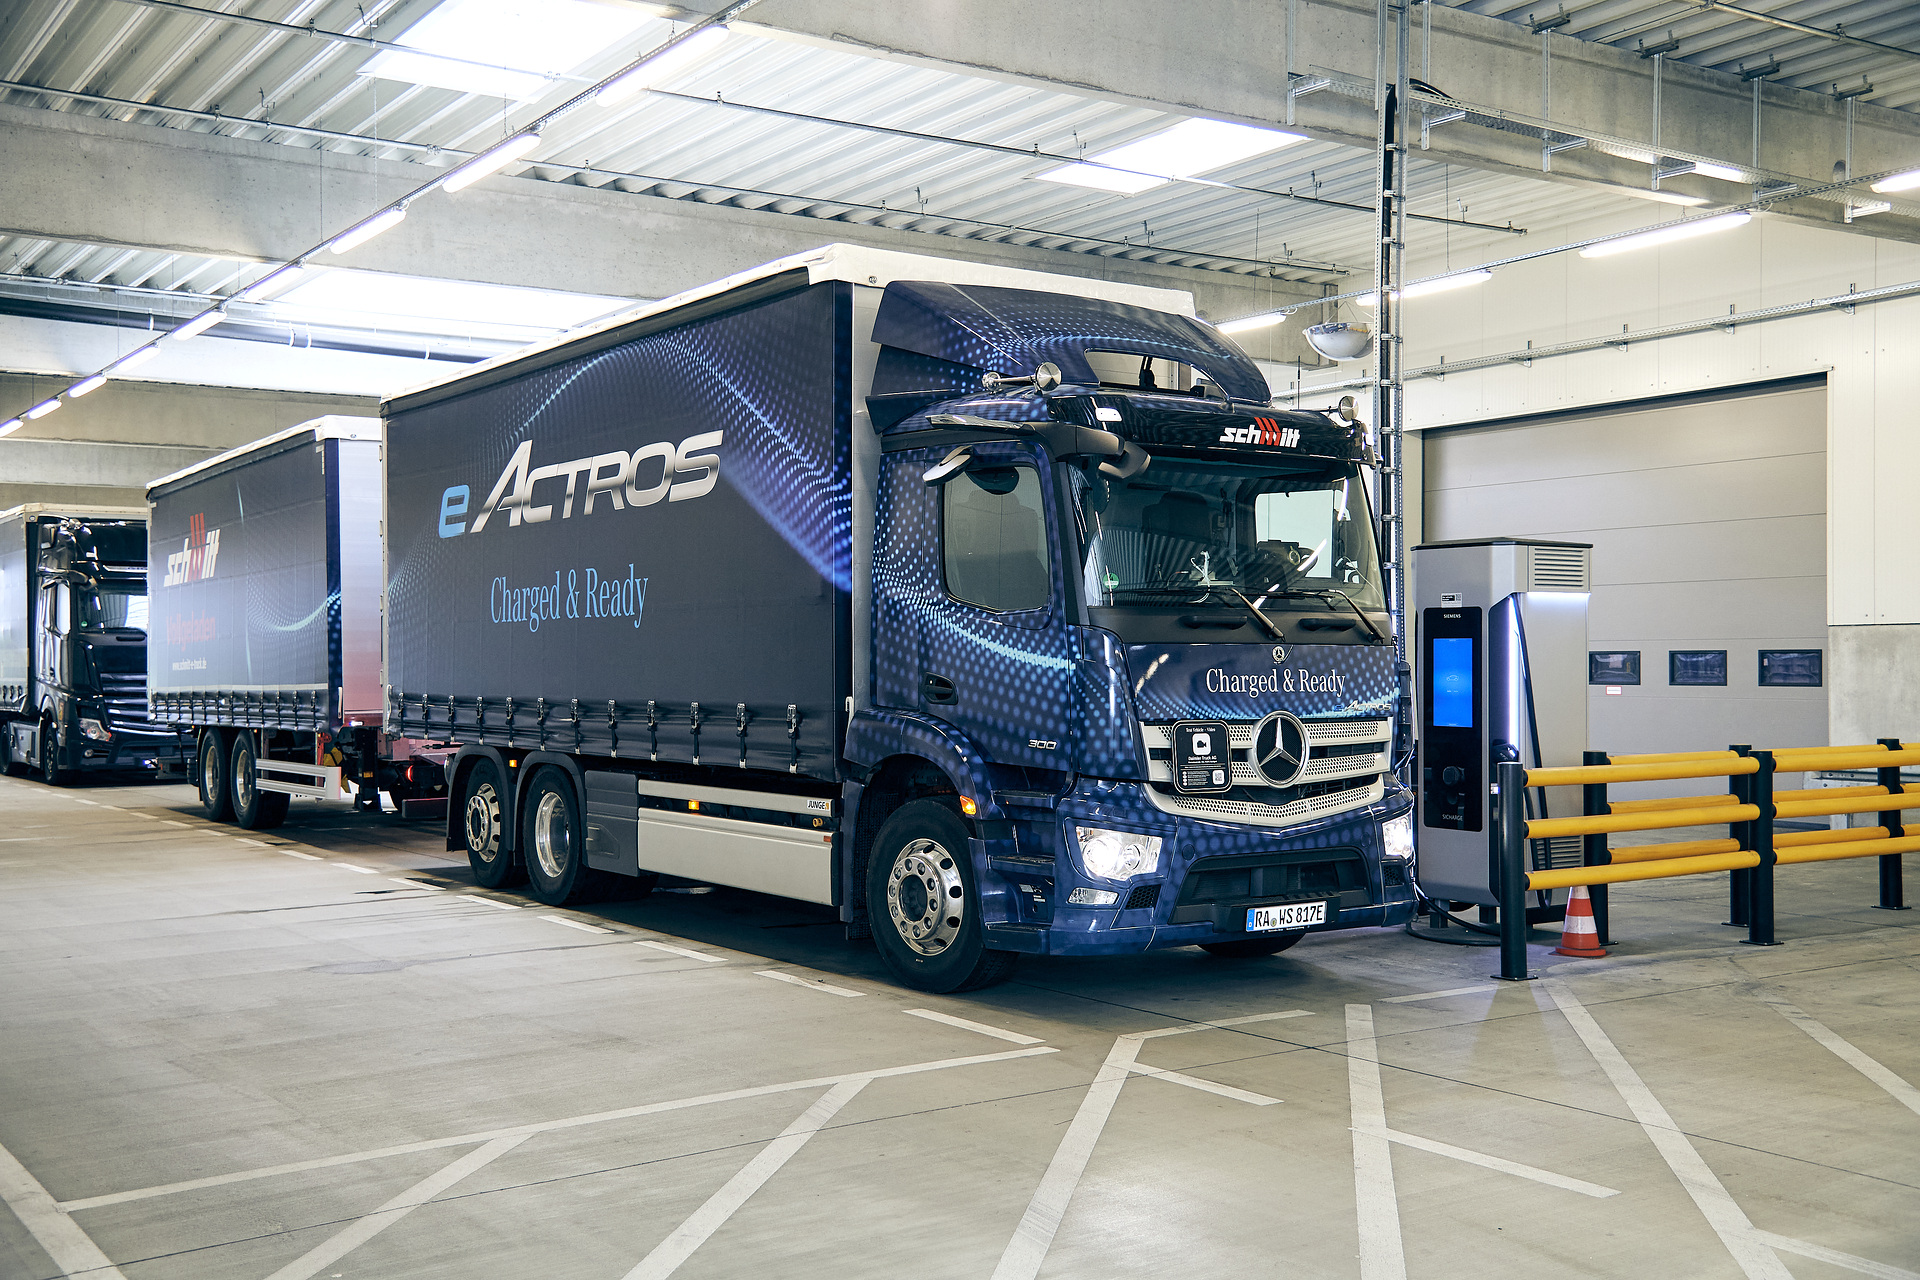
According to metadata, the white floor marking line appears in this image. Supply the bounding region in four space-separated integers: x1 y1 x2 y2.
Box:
1346 1004 1408 1280
235 837 266 846
1763 999 1920 1118
541 915 614 934
279 850 321 861
1380 984 1500 1004
634 939 723 962
60 1046 1054 1212
903 1009 1043 1045
333 863 379 874
160 820 188 827
262 1135 529 1280
1135 1009 1316 1039
991 1031 1145 1280
387 877 444 890
757 969 864 998
1544 980 1792 1280
1758 1231 1920 1280
1125 1063 1280 1106
456 895 522 911
622 1079 869 1280
74 799 98 805
1374 1128 1617 1197
0 1134 130 1279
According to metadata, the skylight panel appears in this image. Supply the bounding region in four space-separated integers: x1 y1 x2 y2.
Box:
359 0 656 100
1039 118 1305 194
272 269 633 335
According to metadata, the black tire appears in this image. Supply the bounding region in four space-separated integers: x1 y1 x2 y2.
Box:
39 718 72 787
461 759 520 888
867 800 1017 993
1200 931 1307 959
199 729 233 821
521 766 588 907
229 735 289 830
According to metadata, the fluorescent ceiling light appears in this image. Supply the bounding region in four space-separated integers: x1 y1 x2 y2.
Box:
237 263 309 302
69 374 106 397
599 25 732 103
0 419 20 438
1579 212 1751 258
329 207 408 255
114 346 161 371
359 0 654 100
25 399 60 419
1218 313 1284 335
1357 269 1492 306
1624 187 1709 208
1871 168 1920 194
1691 161 1747 183
1848 199 1893 218
1039 118 1306 194
443 131 542 193
170 309 227 341
273 267 632 334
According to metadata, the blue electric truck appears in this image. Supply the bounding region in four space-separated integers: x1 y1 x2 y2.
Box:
382 245 1416 991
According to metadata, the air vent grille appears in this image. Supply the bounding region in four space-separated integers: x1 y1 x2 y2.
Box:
1528 546 1590 591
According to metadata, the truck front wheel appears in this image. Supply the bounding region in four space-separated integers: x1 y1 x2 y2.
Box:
39 718 71 787
867 800 1016 993
229 735 289 830
522 767 587 906
199 730 233 820
462 760 520 888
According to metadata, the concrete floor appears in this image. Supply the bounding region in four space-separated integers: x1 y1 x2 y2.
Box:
0 773 1916 1280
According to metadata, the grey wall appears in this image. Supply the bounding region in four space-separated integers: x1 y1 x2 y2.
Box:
1423 380 1828 797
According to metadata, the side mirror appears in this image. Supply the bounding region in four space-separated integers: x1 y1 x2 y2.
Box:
922 447 974 485
981 362 1062 393
1097 441 1150 481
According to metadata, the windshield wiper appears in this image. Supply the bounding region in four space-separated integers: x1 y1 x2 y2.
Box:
1224 587 1285 641
1265 588 1389 645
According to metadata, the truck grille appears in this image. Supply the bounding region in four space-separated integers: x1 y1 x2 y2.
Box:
1140 718 1391 789
1145 775 1386 828
99 672 173 737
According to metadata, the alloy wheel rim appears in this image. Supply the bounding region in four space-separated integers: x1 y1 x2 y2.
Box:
533 790 570 880
466 784 499 862
886 837 964 957
233 748 254 810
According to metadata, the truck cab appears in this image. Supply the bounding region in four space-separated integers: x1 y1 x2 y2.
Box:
0 506 184 782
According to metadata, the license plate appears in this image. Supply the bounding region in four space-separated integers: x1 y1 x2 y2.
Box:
1246 901 1327 932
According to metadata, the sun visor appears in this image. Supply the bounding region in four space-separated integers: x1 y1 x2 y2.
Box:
867 280 1270 420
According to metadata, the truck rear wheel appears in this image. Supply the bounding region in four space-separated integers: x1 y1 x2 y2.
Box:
522 767 588 907
199 730 233 821
867 800 1016 993
39 718 71 787
462 760 520 888
1200 932 1306 959
229 735 289 830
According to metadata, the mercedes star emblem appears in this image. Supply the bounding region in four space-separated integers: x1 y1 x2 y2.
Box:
1252 711 1310 788
1271 644 1287 663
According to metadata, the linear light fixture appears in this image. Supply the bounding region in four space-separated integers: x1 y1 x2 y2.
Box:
1357 270 1493 306
1578 212 1751 258
1625 187 1710 208
0 418 20 438
1691 161 1747 182
114 346 161 371
442 131 542 193
25 399 61 419
170 308 227 341
1217 313 1285 335
328 206 408 255
236 263 310 302
1871 168 1920 195
1040 118 1307 194
68 374 107 397
599 25 731 103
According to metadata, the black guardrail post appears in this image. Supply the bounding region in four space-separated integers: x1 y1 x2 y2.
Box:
1746 750 1779 946
1493 761 1533 981
1726 744 1753 928
1582 750 1612 945
1874 737 1908 911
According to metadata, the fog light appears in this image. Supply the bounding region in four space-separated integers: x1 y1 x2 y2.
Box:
1074 826 1163 881
1067 887 1119 906
1382 814 1414 861
79 717 111 742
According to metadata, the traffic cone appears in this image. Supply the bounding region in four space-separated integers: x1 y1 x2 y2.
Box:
1553 885 1608 958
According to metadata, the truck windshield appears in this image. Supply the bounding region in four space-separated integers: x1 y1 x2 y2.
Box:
77 582 149 631
1070 459 1385 612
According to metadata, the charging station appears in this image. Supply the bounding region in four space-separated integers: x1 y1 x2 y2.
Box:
1413 538 1592 910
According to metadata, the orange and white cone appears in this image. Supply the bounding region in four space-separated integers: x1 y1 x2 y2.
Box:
1553 885 1608 958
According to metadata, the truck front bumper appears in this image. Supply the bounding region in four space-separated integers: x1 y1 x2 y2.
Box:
980 778 1416 957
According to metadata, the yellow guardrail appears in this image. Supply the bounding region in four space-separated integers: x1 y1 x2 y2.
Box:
1526 805 1759 840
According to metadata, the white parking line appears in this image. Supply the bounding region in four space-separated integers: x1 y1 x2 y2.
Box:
1124 1063 1279 1106
635 939 723 963
159 820 188 827
388 877 445 891
757 970 864 998
333 863 379 874
541 915 614 934
263 1135 530 1280
1377 1127 1616 1198
74 799 99 806
903 1009 1041 1044
1380 984 1500 1004
236 837 266 847
1763 998 1920 1118
1346 1004 1408 1280
0 1136 129 1279
1136 1009 1315 1039
279 850 321 861
1759 1230 1920 1280
1545 980 1792 1280
623 1079 869 1280
457 895 522 911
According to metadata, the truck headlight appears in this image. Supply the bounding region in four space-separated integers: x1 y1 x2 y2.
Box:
1074 826 1162 881
79 717 112 742
1381 813 1414 861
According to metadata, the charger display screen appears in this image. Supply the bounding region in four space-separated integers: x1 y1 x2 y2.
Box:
1430 637 1474 728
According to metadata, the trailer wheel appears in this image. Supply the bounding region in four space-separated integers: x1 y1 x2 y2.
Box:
199 730 233 821
1199 932 1306 959
521 767 590 906
38 718 72 787
229 735 288 830
867 800 1017 993
462 760 520 888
